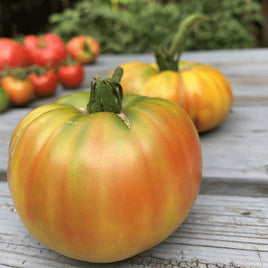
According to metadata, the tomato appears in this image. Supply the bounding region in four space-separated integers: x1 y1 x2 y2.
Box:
0 38 31 70
28 68 59 97
8 68 202 263
1 76 34 106
110 14 233 133
24 33 67 67
118 61 233 133
57 63 84 89
67 35 101 64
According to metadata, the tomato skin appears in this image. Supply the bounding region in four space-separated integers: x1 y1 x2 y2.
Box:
57 63 84 88
67 35 101 64
117 61 233 133
0 38 31 70
28 69 59 97
24 33 67 67
8 94 202 263
1 76 34 106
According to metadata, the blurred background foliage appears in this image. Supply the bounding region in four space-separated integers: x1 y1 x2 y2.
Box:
1 0 267 54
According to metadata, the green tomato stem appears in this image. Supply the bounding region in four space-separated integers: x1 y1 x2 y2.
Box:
169 14 208 62
155 14 208 72
83 40 91 54
87 67 123 114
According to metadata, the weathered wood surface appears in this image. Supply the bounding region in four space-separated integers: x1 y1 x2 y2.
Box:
1 181 268 268
0 48 268 267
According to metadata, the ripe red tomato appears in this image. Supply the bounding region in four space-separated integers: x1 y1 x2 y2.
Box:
28 69 59 97
57 63 84 88
8 69 202 263
24 33 67 67
67 35 101 64
1 75 34 106
0 38 31 70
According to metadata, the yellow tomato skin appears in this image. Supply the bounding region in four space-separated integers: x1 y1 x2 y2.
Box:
118 61 233 133
8 95 202 263
117 62 158 94
143 70 182 104
178 62 233 132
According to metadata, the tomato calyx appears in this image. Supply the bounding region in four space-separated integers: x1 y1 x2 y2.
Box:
154 14 207 72
0 65 29 80
58 54 79 67
87 67 123 114
83 41 92 55
37 37 47 49
27 64 53 76
154 47 178 72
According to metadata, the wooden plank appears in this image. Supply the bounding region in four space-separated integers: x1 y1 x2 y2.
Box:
201 104 268 182
0 182 268 267
0 108 32 176
200 178 268 197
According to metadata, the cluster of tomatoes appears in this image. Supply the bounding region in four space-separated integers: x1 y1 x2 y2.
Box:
0 33 101 112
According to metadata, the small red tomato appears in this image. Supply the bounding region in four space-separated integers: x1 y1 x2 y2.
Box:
58 63 84 88
67 35 100 64
0 38 31 70
24 33 67 67
28 69 59 97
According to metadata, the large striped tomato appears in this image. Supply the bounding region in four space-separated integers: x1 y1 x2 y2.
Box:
8 68 202 263
112 15 233 133
119 60 233 133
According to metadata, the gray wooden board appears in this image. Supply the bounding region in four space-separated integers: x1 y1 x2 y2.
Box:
0 182 267 268
200 103 268 182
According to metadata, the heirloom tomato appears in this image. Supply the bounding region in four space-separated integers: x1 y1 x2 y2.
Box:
112 15 233 133
57 61 84 88
0 38 31 70
28 67 59 97
67 35 101 64
1 75 34 106
8 68 202 263
24 33 67 67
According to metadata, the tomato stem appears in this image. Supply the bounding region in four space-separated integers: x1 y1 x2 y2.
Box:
83 41 91 54
1 65 29 80
155 14 207 72
37 36 47 49
87 67 123 114
169 14 208 61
